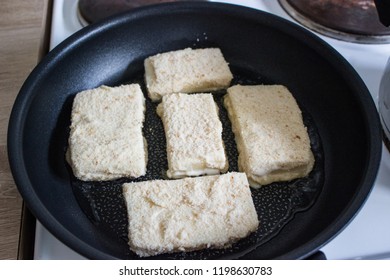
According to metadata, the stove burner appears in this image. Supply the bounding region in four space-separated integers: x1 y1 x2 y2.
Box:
278 0 390 43
78 0 201 25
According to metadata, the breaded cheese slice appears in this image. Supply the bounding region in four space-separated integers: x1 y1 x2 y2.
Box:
144 48 233 101
157 93 228 178
123 172 259 257
224 85 315 187
67 84 147 181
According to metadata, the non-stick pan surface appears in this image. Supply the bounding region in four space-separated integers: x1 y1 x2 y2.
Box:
8 2 381 259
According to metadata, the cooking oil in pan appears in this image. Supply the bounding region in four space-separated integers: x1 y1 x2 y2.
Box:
68 68 324 259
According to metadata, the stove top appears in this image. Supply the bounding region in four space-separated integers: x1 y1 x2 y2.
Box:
34 0 390 260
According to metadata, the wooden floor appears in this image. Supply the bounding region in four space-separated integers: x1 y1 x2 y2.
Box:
0 0 49 260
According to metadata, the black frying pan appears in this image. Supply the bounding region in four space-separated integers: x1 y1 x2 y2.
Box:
8 2 381 259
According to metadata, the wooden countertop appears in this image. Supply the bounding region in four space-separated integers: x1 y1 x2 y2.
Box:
0 0 50 260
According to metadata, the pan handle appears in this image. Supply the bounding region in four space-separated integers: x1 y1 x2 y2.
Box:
305 251 326 260
240 250 327 260
374 0 390 26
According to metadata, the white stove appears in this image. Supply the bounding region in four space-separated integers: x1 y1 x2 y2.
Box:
34 0 390 260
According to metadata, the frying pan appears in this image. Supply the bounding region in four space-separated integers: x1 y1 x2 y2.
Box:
8 2 382 259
